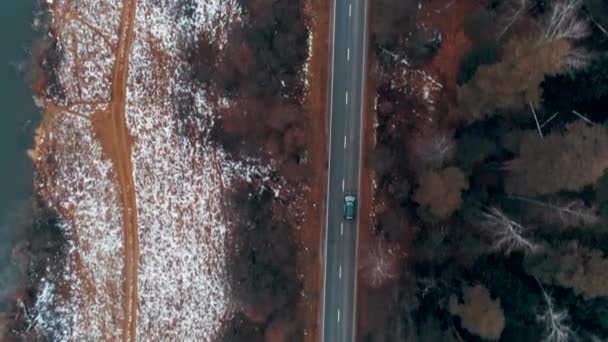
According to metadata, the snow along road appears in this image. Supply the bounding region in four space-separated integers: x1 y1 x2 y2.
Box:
321 0 368 340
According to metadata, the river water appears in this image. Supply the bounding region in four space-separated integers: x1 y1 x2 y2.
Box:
0 0 40 302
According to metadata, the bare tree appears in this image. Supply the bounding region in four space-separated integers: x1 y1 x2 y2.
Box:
481 207 539 254
498 0 533 39
508 194 599 227
541 0 590 42
563 48 595 71
536 281 576 342
360 238 400 288
416 275 450 307
416 133 456 169
498 0 590 45
417 276 441 299
540 0 594 71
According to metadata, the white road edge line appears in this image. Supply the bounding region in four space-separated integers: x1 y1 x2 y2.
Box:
352 0 369 340
321 0 338 339
337 309 341 323
345 91 348 104
344 135 347 149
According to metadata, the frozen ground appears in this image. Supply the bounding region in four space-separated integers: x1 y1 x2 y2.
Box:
127 0 241 340
31 0 247 340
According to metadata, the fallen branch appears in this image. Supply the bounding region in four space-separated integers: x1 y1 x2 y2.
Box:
540 112 559 128
586 10 608 37
507 194 599 227
530 102 543 138
498 0 532 39
571 110 594 124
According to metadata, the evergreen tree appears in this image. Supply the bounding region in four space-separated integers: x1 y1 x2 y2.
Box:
543 58 608 113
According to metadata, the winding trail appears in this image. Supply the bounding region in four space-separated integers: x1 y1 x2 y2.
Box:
91 0 139 341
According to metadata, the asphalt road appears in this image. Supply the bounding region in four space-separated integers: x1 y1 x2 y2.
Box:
321 0 367 340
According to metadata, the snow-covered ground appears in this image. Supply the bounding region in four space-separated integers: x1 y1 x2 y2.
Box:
33 113 126 341
32 1 125 340
127 0 240 340
31 0 247 340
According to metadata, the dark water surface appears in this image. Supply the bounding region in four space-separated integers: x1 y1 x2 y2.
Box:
0 0 40 299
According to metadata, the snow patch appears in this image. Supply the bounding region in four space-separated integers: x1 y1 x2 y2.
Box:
32 0 249 340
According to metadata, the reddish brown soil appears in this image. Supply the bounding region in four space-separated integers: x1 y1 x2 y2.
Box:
90 0 139 340
420 0 481 98
43 0 142 339
354 48 379 340
36 1 140 337
299 0 330 340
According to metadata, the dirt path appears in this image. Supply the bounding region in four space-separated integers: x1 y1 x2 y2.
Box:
91 0 139 341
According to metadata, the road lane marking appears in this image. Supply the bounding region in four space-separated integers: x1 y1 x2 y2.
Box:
344 135 347 149
341 222 343 235
349 3 352 17
337 309 341 323
342 179 345 191
339 266 342 279
347 48 350 61
345 91 348 104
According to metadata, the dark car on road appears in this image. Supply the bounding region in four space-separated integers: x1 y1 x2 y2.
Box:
344 195 356 220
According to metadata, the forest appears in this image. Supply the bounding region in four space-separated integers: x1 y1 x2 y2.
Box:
0 202 66 341
189 0 313 340
359 0 608 341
